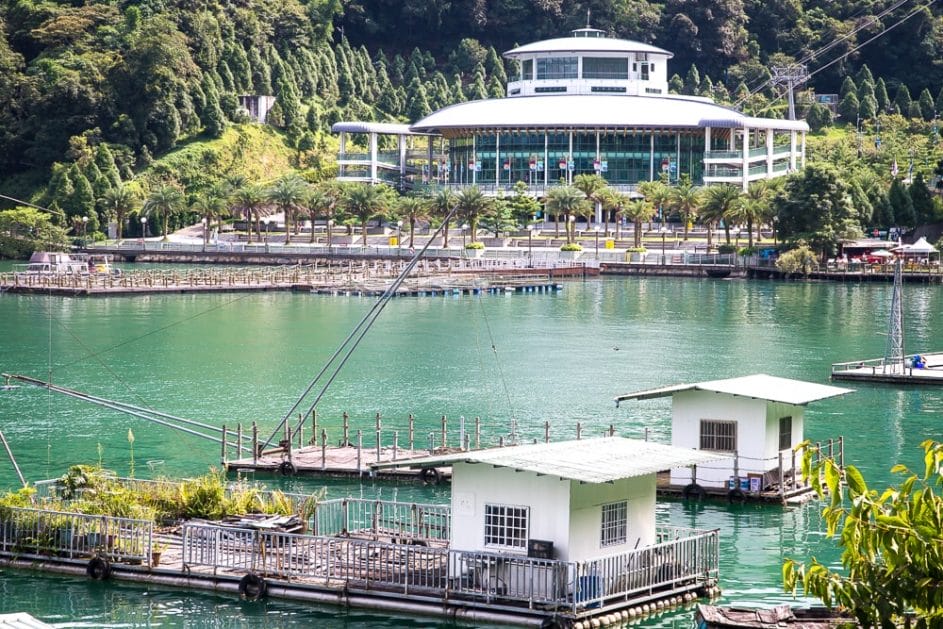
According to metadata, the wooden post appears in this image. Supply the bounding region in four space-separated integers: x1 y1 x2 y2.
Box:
376 430 381 462
321 429 327 471
463 433 470 451
644 427 649 442
839 436 844 468
544 421 550 443
312 409 318 443
827 438 834 461
237 423 243 456
691 465 696 485
791 448 797 485
441 415 447 449
576 422 582 440
733 451 740 485
608 424 615 437
375 411 382 435
252 422 258 463
343 412 350 446
475 417 481 450
357 430 363 476
779 451 785 503
297 413 304 448
221 424 228 463
428 432 435 454
408 414 415 450
499 436 505 447
393 431 399 461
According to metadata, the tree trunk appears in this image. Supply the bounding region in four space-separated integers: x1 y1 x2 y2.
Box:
361 220 368 246
634 219 642 248
723 223 731 244
747 218 754 248
284 209 292 244
409 218 416 247
442 219 450 248
707 223 713 249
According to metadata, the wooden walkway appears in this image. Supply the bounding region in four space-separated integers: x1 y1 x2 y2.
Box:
831 352 943 384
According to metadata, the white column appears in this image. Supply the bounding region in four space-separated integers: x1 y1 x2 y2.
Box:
339 132 347 178
741 127 749 192
427 136 434 183
567 131 573 185
766 129 773 178
801 132 807 169
543 133 549 189
649 133 655 181
596 131 602 223
472 135 477 185
370 132 378 183
704 127 711 153
728 129 735 151
790 130 797 171
399 134 407 182
495 134 501 187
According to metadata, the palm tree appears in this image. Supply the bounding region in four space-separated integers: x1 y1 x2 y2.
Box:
624 199 656 248
142 184 185 242
306 183 341 244
230 184 267 244
190 193 227 246
343 183 390 245
455 186 491 243
730 181 772 248
668 176 702 241
545 186 587 244
430 188 457 248
396 195 429 247
267 175 308 245
701 184 742 247
572 173 608 228
638 179 671 227
99 183 139 241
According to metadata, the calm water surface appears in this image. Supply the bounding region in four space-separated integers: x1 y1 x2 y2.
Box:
0 268 941 627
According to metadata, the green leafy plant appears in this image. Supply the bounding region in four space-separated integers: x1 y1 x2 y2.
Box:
464 241 485 249
626 246 647 253
775 243 818 276
717 244 737 254
560 243 583 251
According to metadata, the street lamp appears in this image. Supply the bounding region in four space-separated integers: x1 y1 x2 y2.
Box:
593 225 601 257
396 220 403 256
527 226 535 267
81 216 88 248
660 226 669 266
140 216 147 250
568 214 575 244
461 223 469 248
201 217 207 251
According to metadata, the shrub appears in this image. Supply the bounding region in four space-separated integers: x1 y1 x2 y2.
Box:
560 243 583 251
717 244 737 254
465 241 485 249
626 246 647 253
738 246 758 256
776 244 819 276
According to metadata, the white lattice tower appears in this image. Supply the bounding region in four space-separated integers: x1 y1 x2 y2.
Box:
771 65 809 121
883 258 904 372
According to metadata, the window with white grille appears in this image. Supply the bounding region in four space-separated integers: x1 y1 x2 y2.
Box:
484 504 528 550
700 419 737 452
600 501 628 547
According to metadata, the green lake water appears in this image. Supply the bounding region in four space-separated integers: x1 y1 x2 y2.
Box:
0 268 941 627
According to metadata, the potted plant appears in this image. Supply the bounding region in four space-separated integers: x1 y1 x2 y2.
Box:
559 243 583 260
465 241 485 258
151 541 166 567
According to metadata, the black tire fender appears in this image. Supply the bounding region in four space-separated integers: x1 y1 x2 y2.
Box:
238 573 267 600
682 483 707 502
87 556 111 580
419 467 440 485
278 460 296 476
727 488 746 503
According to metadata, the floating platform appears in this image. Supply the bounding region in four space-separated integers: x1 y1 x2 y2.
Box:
831 353 943 384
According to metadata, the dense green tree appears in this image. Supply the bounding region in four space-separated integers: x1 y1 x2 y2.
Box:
0 208 71 257
485 46 507 85
668 74 684 94
66 165 97 229
701 184 741 247
465 68 488 101
910 172 937 224
888 177 915 227
544 186 586 244
858 94 877 120
405 79 432 121
429 188 457 248
455 186 492 243
342 182 391 245
839 76 856 99
267 174 308 244
98 183 139 241
624 199 655 248
838 91 858 123
806 102 832 131
668 176 702 240
875 78 890 113
661 0 749 77
894 84 913 117
683 64 700 96
773 163 860 259
784 440 943 627
918 88 935 121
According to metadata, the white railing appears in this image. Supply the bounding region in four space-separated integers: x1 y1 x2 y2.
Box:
311 498 450 542
180 521 718 612
0 506 153 563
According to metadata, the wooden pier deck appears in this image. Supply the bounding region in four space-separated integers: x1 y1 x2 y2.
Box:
831 352 943 384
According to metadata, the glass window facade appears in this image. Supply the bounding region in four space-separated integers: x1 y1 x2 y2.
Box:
521 59 533 81
536 57 578 80
583 57 628 80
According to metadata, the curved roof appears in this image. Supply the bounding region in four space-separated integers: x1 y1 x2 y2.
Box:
332 121 428 135
410 95 808 134
505 35 671 58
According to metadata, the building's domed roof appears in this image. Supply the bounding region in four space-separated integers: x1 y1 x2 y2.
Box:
504 35 671 59
410 95 809 135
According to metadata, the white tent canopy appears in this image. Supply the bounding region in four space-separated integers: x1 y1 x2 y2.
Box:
893 237 938 256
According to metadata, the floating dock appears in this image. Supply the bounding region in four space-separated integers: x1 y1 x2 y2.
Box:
831 353 943 384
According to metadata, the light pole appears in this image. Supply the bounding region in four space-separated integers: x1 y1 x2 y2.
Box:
593 225 601 257
140 216 147 250
462 223 469 248
660 226 669 265
396 220 403 257
262 218 269 252
201 217 207 251
527 227 534 267
81 216 88 248
327 219 334 255
568 214 575 244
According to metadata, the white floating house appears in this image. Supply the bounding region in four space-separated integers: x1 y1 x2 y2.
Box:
376 437 725 620
616 375 852 501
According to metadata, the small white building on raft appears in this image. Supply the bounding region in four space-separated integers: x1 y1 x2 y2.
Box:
615 374 853 498
375 437 726 614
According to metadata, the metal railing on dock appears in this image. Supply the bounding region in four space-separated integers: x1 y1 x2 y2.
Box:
311 498 450 542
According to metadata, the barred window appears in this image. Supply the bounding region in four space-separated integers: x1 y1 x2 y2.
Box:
700 419 737 452
779 416 793 450
600 501 627 547
484 504 528 550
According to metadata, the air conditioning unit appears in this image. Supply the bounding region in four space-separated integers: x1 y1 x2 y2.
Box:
527 539 554 559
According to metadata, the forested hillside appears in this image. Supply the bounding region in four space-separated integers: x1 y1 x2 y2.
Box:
2 0 943 241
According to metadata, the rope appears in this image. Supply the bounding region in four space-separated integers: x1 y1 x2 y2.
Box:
475 290 517 442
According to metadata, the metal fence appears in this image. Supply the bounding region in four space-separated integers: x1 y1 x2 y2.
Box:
311 498 450 542
0 506 153 563
180 521 717 612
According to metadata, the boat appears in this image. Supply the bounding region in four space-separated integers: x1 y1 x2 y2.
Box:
695 603 855 628
14 252 88 276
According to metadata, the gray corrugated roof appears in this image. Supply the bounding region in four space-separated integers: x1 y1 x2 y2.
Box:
372 437 727 483
0 613 53 628
331 121 428 135
615 374 853 405
505 36 672 58
410 95 805 133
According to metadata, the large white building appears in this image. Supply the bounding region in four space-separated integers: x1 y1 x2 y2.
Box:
334 27 807 195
